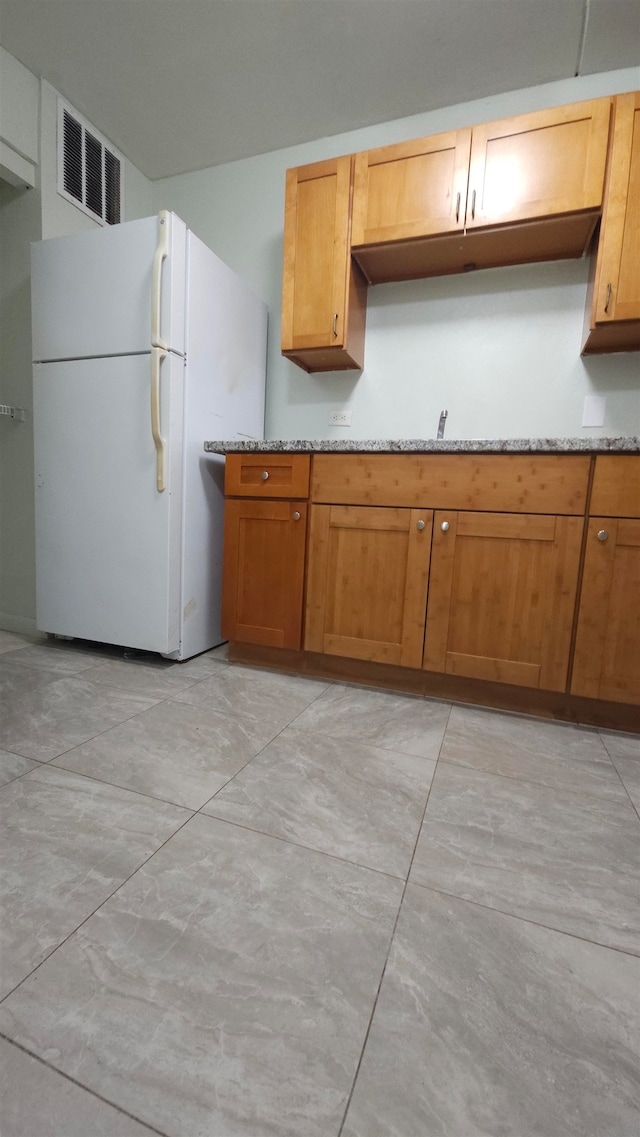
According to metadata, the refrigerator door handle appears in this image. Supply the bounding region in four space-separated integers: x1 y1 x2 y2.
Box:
151 211 170 350
151 346 167 492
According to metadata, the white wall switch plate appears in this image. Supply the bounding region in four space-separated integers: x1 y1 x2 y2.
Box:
329 410 352 427
582 395 606 427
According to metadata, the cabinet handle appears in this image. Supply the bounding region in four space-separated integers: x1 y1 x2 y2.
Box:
441 521 450 532
471 189 476 220
416 519 426 531
332 313 338 339
261 471 269 480
455 192 461 222
604 283 612 314
597 529 608 542
292 511 301 521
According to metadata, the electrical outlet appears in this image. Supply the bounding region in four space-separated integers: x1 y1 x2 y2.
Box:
329 410 352 427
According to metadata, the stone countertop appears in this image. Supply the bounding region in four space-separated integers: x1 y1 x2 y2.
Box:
204 437 639 454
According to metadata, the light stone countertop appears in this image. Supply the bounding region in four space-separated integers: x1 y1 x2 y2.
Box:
204 437 640 454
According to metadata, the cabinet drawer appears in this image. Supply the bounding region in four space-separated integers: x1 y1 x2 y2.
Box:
311 454 590 514
225 453 310 498
590 456 640 518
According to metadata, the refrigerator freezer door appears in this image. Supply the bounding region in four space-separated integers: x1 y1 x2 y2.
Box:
178 233 268 660
34 354 184 654
31 213 187 362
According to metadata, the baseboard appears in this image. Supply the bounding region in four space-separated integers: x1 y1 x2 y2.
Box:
0 612 38 636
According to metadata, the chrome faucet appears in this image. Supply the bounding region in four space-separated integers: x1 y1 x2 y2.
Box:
437 409 448 439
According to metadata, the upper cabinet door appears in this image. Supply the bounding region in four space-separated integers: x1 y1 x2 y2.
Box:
351 130 472 246
465 98 611 230
593 91 640 325
281 155 366 372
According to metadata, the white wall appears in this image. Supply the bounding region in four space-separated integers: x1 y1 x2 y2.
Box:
0 55 153 632
0 46 38 186
153 67 640 442
40 80 153 239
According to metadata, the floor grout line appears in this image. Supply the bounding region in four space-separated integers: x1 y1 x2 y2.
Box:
0 1032 170 1136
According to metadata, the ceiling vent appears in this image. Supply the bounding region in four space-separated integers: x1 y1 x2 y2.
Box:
57 101 122 225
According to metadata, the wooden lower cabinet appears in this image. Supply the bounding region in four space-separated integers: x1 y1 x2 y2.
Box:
423 511 584 691
304 504 433 667
571 518 640 705
222 498 307 649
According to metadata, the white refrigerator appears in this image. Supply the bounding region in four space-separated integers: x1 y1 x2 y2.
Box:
32 211 267 660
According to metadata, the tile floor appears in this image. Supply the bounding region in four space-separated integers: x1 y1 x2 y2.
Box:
0 629 638 1137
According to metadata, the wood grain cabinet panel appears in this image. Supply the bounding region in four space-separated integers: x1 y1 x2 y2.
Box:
351 130 472 246
222 499 307 649
281 156 366 373
350 98 611 284
423 511 584 691
571 519 640 705
466 98 611 230
225 453 310 499
583 91 640 354
305 504 433 667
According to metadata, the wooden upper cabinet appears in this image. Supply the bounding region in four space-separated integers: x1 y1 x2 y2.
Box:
582 91 640 354
281 155 367 373
351 130 472 246
466 98 611 230
423 510 584 692
350 98 612 284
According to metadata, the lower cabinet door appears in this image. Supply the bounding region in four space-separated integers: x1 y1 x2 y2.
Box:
571 518 640 704
424 510 584 691
222 499 307 649
305 504 433 666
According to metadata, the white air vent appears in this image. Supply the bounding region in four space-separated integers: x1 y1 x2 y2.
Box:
57 101 122 225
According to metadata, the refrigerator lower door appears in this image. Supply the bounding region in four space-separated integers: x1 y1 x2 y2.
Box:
31 213 187 361
34 354 184 655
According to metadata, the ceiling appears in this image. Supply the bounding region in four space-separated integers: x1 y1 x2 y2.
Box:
1 0 639 180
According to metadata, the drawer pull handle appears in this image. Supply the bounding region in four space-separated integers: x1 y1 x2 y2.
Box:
455 191 461 222
261 471 269 480
604 283 612 314
441 521 450 532
597 529 608 542
292 511 301 521
471 189 476 220
332 313 338 338
416 519 426 531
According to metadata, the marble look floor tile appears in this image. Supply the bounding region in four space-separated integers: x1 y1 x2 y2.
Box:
0 764 189 999
441 704 628 801
80 656 226 700
293 685 450 760
0 814 403 1137
7 641 120 674
54 699 282 809
0 631 40 654
410 763 640 954
0 749 41 786
0 657 64 700
0 675 159 761
203 725 435 877
0 1038 157 1137
342 885 640 1137
174 664 330 731
601 731 640 813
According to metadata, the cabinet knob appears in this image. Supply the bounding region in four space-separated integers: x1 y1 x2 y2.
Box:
292 511 301 521
441 521 450 532
416 519 426 531
597 529 608 542
261 471 269 480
